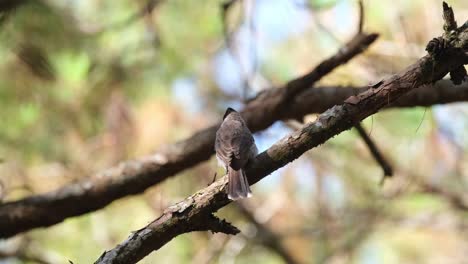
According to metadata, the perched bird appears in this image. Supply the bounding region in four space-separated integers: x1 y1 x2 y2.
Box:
215 107 258 200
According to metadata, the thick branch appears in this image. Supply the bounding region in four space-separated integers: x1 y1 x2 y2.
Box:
1 78 467 238
0 32 378 238
284 79 468 119
96 26 468 264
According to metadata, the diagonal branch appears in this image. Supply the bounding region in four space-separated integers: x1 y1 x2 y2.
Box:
420 181 468 211
0 31 379 238
354 123 393 179
1 77 468 239
1 79 467 239
95 18 468 263
235 203 301 264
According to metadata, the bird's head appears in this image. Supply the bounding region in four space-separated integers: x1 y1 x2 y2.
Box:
223 107 237 120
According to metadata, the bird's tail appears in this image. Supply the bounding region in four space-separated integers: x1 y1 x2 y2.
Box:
227 168 252 200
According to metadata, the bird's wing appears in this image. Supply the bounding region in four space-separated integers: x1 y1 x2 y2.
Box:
215 130 236 165
231 130 254 160
216 119 255 170
229 124 254 170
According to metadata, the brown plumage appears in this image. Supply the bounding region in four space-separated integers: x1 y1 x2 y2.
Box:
215 107 257 200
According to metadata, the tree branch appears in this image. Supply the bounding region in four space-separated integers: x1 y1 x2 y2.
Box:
0 31 379 238
354 123 393 179
419 181 468 211
1 78 467 239
235 203 301 264
95 15 468 262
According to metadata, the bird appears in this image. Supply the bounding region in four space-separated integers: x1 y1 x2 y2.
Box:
215 107 258 200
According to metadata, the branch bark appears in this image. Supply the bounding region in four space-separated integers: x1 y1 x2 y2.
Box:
95 14 468 263
0 32 379 238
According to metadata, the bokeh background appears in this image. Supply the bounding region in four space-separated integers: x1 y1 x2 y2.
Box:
1 0 468 263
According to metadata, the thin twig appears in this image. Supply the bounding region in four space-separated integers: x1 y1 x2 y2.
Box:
211 172 217 185
357 0 364 34
355 123 393 179
236 203 300 264
221 0 255 101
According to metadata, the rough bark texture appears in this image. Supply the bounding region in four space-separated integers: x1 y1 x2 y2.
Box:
95 18 468 262
0 32 379 238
